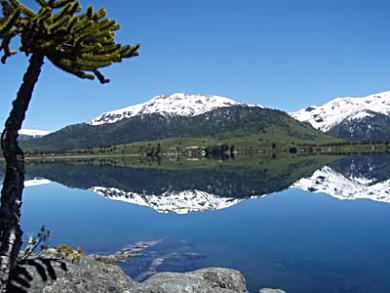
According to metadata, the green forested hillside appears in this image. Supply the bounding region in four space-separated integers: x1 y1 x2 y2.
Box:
23 106 339 152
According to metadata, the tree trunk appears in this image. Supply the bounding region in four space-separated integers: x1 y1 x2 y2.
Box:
0 53 44 291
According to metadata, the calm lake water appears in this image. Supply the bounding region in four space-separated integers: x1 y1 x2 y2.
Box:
2 154 390 293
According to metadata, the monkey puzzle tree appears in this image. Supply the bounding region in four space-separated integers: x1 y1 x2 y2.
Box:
0 0 139 290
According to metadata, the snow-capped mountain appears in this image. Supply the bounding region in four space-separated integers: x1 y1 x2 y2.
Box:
19 129 50 137
291 91 390 132
91 186 244 214
18 129 50 142
294 166 390 203
89 93 261 125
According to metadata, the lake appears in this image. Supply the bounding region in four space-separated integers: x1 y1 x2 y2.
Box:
2 154 390 293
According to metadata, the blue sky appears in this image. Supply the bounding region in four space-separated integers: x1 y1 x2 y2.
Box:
1 0 390 131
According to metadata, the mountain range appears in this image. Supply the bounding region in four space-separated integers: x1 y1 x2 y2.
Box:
7 155 332 214
19 91 390 151
22 93 334 152
9 154 390 214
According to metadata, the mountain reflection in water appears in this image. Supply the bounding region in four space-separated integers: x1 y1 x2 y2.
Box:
1 154 390 293
13 154 390 212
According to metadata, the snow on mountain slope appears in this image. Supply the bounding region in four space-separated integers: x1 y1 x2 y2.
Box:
291 91 390 131
18 129 50 138
347 110 375 121
91 186 244 214
294 166 390 203
89 93 262 125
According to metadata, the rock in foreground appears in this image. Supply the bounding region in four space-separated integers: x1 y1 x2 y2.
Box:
131 268 247 293
9 254 136 293
9 254 248 293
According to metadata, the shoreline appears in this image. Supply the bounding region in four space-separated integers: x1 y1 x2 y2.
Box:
14 250 286 293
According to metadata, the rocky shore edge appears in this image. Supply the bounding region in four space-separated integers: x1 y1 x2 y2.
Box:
9 248 286 293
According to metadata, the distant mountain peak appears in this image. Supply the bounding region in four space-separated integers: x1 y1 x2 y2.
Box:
89 93 262 125
18 129 50 137
291 91 390 132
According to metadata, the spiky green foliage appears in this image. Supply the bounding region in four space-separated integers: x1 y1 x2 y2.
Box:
0 0 140 83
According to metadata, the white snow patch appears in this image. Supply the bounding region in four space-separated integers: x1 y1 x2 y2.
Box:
347 110 374 121
19 129 50 137
24 178 51 187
